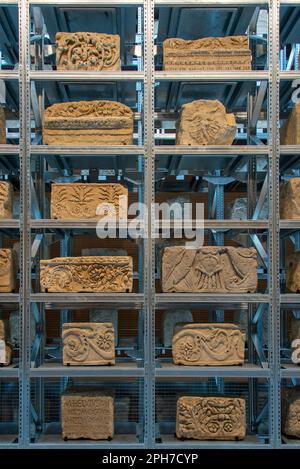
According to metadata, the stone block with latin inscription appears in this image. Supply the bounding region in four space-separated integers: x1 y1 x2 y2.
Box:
0 319 12 366
281 103 300 145
0 181 13 219
0 249 17 293
286 252 300 293
282 387 300 439
280 178 300 219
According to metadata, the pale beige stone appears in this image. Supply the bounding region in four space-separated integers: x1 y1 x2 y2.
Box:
176 396 246 440
62 322 115 366
0 108 6 144
282 387 300 439
43 100 134 146
172 323 245 366
0 249 17 293
176 100 236 145
40 256 133 293
286 252 300 293
162 246 257 293
280 178 300 219
51 183 128 220
0 182 13 219
162 309 193 348
56 32 120 71
281 103 300 144
61 387 114 440
163 36 252 71
0 319 12 366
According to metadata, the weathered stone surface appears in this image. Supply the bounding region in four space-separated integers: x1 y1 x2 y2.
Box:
286 252 300 293
0 249 16 293
161 309 193 348
282 387 300 439
61 387 114 440
0 182 12 219
62 322 115 366
172 323 245 366
155 239 186 275
43 100 134 146
0 107 6 144
9 310 36 348
89 310 118 346
176 396 246 440
163 36 252 71
176 100 236 146
40 256 133 293
281 103 300 144
0 319 12 366
56 32 120 71
162 246 257 293
227 197 268 220
280 178 300 219
51 183 128 220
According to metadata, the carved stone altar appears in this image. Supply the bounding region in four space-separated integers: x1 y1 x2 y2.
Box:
43 100 134 146
163 36 252 71
176 396 246 440
0 249 16 292
90 310 118 346
0 319 12 366
56 32 120 71
282 387 300 439
62 322 115 366
286 252 300 293
280 178 300 219
0 181 13 219
40 256 133 293
51 183 128 219
281 103 300 144
176 100 236 145
0 107 6 144
162 246 257 293
172 323 245 366
161 309 193 348
61 387 114 440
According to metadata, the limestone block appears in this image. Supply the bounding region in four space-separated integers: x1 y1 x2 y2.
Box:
56 32 120 71
89 310 118 346
172 323 245 366
227 197 268 220
163 36 252 71
155 239 186 274
51 183 128 219
280 178 300 219
176 396 246 440
161 309 193 348
176 100 236 146
286 252 300 293
0 107 6 144
62 322 115 366
40 256 133 293
0 249 17 293
0 182 13 219
0 319 12 366
282 387 300 439
43 100 134 146
281 103 300 144
61 387 114 440
162 246 257 293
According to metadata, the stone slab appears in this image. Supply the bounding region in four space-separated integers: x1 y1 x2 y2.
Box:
280 178 300 220
282 387 300 439
286 252 300 293
281 103 300 145
0 249 17 293
0 182 13 219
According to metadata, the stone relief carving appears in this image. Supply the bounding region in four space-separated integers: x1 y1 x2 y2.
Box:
282 387 300 439
89 310 118 346
0 182 12 219
280 178 300 219
286 252 300 293
281 103 300 144
161 310 193 348
0 319 12 366
0 249 17 293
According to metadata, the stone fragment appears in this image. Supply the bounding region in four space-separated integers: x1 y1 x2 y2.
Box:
163 36 252 71
51 183 128 220
62 322 115 366
0 249 17 292
176 396 246 440
155 239 186 275
281 103 300 144
282 387 300 439
9 310 36 347
280 178 300 219
0 319 12 366
176 100 236 146
172 323 245 366
0 182 13 219
61 387 114 440
40 256 133 293
286 252 300 293
162 246 257 293
89 310 118 346
161 309 193 348
0 107 6 144
43 100 134 146
56 32 120 71
227 197 268 220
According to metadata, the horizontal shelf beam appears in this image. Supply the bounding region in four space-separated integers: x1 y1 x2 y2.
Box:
280 71 300 81
0 71 18 80
155 365 270 378
31 145 144 156
29 71 144 81
0 368 19 378
156 293 269 306
281 294 300 305
280 146 300 155
156 0 269 6
0 145 19 155
280 221 300 229
30 365 144 377
0 220 19 229
155 145 270 155
155 71 269 81
31 219 143 230
281 367 300 378
30 293 144 307
0 294 19 303
157 220 268 230
30 0 142 5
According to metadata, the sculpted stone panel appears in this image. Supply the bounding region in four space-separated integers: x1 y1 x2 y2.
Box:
163 36 252 71
281 103 300 144
161 310 193 348
176 396 246 440
40 256 133 293
172 323 245 366
0 108 5 144
286 252 300 293
282 387 300 439
176 100 236 146
63 322 115 366
0 249 17 293
61 387 114 440
0 181 13 219
56 32 120 71
0 319 12 366
280 178 300 219
51 183 128 220
43 100 134 146
90 310 118 346
162 246 257 293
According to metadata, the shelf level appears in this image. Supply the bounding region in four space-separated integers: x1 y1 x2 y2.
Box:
155 145 269 155
155 70 269 81
30 70 144 81
31 145 144 156
156 363 270 378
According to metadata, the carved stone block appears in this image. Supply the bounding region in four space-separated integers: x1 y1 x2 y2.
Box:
0 249 16 293
282 387 300 439
56 32 120 71
163 36 252 71
0 319 12 366
61 387 114 440
176 100 236 145
161 309 193 348
90 310 118 346
280 178 300 219
281 103 300 144
40 256 133 293
0 107 6 144
62 322 115 366
162 246 257 293
51 183 128 220
176 396 246 440
43 100 134 146
172 323 245 366
0 182 12 219
286 252 300 293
